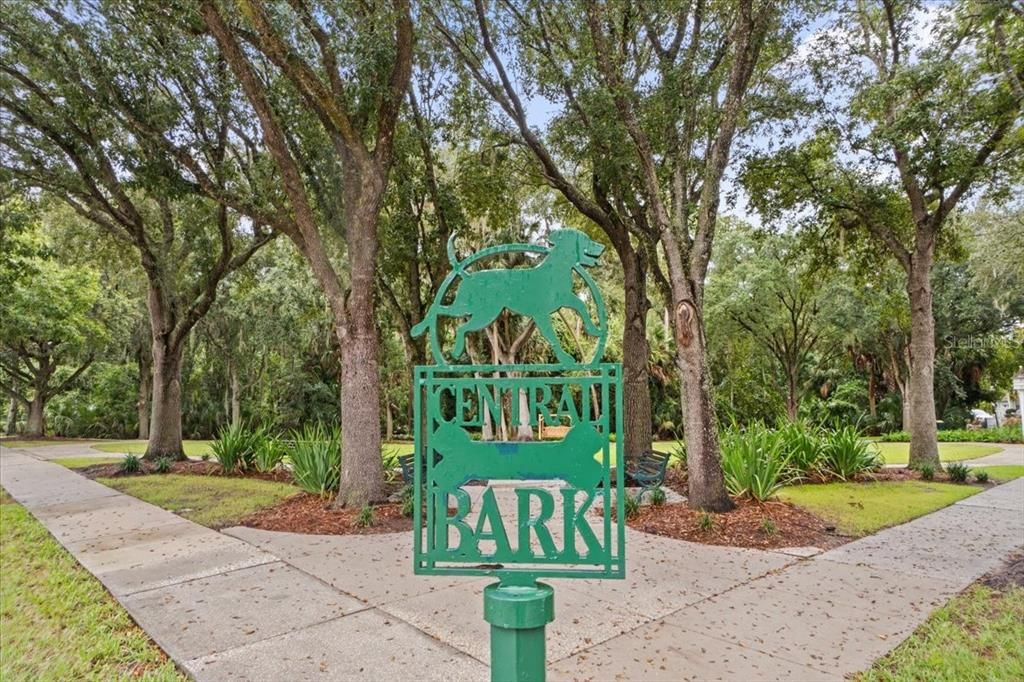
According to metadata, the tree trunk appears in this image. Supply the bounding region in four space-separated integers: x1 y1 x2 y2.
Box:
230 361 241 427
6 389 19 435
25 393 45 438
333 173 386 508
674 297 733 512
867 364 877 419
147 336 186 460
906 262 940 469
618 242 653 461
385 402 394 442
785 367 799 421
137 348 151 440
516 388 533 440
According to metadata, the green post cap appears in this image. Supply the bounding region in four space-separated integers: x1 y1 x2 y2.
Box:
483 582 555 630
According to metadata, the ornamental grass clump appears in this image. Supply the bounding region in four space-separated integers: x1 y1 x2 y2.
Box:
777 420 826 479
288 423 341 496
945 462 970 483
720 423 793 501
211 421 267 473
119 453 141 474
974 470 990 484
820 425 882 480
253 435 286 474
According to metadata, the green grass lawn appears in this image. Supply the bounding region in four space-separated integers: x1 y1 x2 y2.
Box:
973 465 1024 481
92 440 214 457
778 481 981 536
53 456 125 468
97 474 297 528
0 490 184 681
859 584 1024 681
874 442 1003 466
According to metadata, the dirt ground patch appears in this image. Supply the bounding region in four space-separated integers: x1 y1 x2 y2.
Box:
980 550 1024 591
627 497 850 550
238 493 412 535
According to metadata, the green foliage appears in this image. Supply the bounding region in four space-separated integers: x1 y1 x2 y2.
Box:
669 441 686 469
210 422 266 474
945 462 970 484
154 457 172 474
776 420 825 478
253 435 286 474
698 512 715 533
118 454 141 475
760 517 777 536
819 426 882 481
399 485 415 518
650 486 667 506
355 506 374 528
288 423 341 497
381 447 403 483
881 427 1022 444
720 423 794 501
919 464 935 481
973 470 990 484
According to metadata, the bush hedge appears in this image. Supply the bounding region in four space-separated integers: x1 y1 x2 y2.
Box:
880 426 1022 444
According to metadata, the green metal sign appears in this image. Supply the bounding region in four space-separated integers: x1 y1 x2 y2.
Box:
410 229 625 681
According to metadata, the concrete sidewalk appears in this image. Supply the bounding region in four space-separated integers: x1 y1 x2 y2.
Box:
961 443 1023 467
3 444 1022 681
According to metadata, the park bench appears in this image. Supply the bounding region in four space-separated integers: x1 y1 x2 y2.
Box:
624 449 670 501
397 452 443 485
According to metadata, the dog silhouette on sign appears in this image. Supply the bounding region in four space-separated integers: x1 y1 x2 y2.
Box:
411 229 605 364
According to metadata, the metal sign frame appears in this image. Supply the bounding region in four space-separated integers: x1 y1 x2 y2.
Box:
412 363 625 581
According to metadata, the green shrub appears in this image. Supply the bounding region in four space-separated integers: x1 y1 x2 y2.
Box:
974 470 990 484
919 463 935 480
720 423 793 501
946 462 970 483
201 453 210 462
119 454 141 474
253 435 285 473
154 456 172 474
650 486 667 506
760 517 777 536
210 422 267 473
623 492 640 519
356 505 374 528
288 423 341 496
820 426 882 480
698 511 715 533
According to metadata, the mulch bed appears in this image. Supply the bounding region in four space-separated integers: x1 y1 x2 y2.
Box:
77 459 293 482
239 493 412 535
628 497 850 550
980 550 1024 591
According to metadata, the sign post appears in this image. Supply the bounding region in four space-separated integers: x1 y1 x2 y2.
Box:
411 230 625 682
